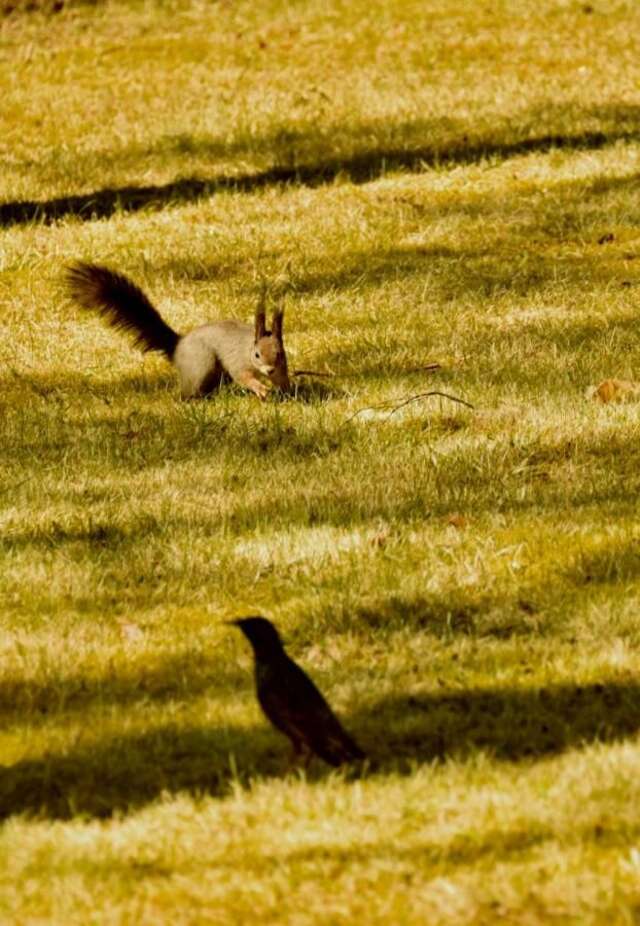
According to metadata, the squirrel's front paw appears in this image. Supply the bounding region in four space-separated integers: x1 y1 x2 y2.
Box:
253 380 271 400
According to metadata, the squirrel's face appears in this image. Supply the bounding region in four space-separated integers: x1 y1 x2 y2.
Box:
253 334 290 390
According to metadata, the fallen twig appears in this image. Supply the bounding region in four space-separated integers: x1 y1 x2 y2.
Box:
404 362 442 373
292 369 334 378
346 390 475 424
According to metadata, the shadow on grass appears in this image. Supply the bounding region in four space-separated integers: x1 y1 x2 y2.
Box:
3 102 640 228
312 302 640 382
285 241 639 306
288 377 347 403
3 413 640 553
0 367 345 407
0 520 149 553
212 429 640 534
0 651 240 725
350 595 509 639
283 826 552 870
2 526 639 715
2 679 640 820
0 722 283 820
0 368 176 403
325 532 640 641
361 680 640 766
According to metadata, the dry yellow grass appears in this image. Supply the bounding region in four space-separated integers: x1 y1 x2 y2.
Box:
2 0 640 922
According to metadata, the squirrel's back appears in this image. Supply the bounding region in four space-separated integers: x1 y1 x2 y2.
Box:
173 322 255 398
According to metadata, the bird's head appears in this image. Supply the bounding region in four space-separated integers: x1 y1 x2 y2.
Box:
228 615 285 656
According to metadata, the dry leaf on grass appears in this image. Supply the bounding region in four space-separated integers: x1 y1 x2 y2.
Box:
586 379 640 404
369 528 390 548
446 513 469 529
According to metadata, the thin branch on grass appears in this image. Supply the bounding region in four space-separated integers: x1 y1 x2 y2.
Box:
291 363 441 378
404 362 442 373
346 390 475 424
292 369 334 378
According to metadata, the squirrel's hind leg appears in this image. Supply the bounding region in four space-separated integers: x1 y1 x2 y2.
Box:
174 337 227 398
178 360 228 399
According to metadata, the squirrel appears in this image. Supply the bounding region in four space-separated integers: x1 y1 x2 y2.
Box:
64 263 290 399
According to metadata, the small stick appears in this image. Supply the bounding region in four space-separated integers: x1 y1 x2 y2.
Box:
404 362 442 373
385 390 474 416
292 369 333 378
346 390 475 424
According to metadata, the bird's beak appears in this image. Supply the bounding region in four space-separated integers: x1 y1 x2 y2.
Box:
225 619 241 627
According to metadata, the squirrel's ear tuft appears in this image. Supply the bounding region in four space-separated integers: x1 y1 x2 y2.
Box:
271 305 284 341
254 283 267 340
254 308 267 341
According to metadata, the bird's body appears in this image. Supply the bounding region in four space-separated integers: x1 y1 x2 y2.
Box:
232 617 365 767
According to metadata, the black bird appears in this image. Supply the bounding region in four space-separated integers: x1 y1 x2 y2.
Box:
230 616 365 768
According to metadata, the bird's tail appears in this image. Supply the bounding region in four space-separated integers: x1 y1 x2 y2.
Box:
322 729 366 767
65 262 180 359
342 736 366 763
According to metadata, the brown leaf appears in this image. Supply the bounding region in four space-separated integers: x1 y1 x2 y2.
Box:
587 379 640 404
446 513 469 529
370 529 390 548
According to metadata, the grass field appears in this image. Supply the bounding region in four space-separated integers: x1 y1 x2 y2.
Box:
3 0 640 921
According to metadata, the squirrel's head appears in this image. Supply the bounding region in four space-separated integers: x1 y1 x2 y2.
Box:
253 302 290 391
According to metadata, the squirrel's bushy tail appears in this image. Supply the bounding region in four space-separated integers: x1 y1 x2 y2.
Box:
65 263 180 358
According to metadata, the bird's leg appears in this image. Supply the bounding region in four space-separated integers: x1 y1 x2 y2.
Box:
282 743 300 776
283 740 309 776
300 746 313 772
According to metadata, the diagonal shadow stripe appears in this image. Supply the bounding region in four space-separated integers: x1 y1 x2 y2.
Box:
2 128 638 229
1 680 638 820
